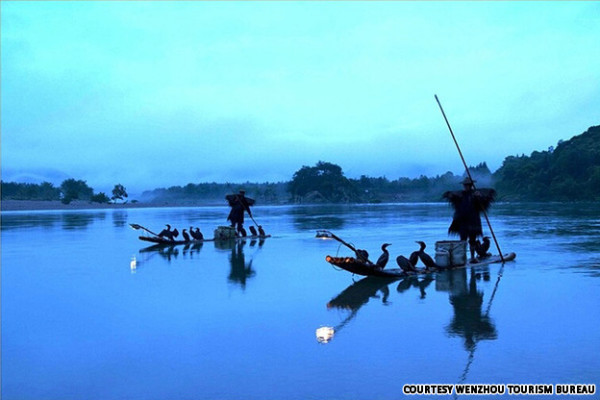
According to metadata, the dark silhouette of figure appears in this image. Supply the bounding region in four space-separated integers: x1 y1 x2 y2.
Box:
226 190 255 236
415 241 438 270
396 255 419 273
228 241 255 289
192 227 204 240
409 249 420 268
375 243 391 269
158 224 178 241
443 177 496 261
258 225 266 236
249 226 258 236
445 268 497 351
239 226 247 237
182 229 191 242
474 236 491 258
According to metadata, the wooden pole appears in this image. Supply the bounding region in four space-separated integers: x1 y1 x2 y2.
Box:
434 95 505 261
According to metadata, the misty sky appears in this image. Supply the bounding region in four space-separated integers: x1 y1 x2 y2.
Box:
2 1 599 195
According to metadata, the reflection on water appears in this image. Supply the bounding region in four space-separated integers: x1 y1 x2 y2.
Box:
324 276 398 341
2 203 600 400
112 210 128 228
135 237 267 289
228 241 256 289
439 268 498 350
1 210 107 231
138 242 205 264
397 275 434 298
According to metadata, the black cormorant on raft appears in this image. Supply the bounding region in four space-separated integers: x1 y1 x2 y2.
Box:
414 241 438 270
375 243 391 269
157 224 179 241
323 231 516 278
190 227 204 241
130 223 270 246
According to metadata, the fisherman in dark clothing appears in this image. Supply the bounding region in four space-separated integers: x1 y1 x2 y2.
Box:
226 190 255 236
443 177 496 261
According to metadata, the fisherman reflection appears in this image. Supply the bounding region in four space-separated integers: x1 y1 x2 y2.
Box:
228 241 256 289
440 268 497 350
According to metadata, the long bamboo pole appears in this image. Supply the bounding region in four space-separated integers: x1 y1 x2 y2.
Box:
434 95 504 261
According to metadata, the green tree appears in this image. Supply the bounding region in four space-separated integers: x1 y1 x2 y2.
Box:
60 179 93 204
289 161 358 203
91 192 111 203
111 184 128 203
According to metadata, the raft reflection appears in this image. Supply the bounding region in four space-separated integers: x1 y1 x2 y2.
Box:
322 266 499 350
138 242 204 265
321 276 398 342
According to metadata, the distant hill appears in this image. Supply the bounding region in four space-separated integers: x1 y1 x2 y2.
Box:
493 125 600 201
4 125 599 204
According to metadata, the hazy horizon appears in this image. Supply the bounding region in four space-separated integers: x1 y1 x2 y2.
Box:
2 2 599 196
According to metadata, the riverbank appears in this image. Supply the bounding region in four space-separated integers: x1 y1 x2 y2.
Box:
0 200 181 212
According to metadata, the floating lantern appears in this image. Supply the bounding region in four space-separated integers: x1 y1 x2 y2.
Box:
316 326 335 343
130 256 137 270
316 230 333 239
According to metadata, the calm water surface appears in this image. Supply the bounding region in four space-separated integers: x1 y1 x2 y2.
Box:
2 203 600 400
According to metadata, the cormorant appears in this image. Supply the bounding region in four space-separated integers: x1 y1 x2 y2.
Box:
258 226 266 236
409 250 420 268
190 227 203 241
375 243 391 269
182 229 191 242
396 255 418 273
158 224 176 241
239 227 247 237
249 226 258 236
415 241 437 270
475 236 491 258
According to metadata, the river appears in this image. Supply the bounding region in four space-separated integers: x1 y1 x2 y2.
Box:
1 203 599 399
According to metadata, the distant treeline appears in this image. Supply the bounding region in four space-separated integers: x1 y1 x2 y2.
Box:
493 125 600 201
139 182 289 205
3 125 599 204
1 179 129 204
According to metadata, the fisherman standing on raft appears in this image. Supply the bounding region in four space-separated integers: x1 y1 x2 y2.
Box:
443 177 496 262
226 190 255 236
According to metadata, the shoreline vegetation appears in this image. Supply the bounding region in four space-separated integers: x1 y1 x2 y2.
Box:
2 125 599 211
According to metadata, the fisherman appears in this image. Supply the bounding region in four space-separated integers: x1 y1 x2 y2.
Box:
443 177 496 262
226 190 255 236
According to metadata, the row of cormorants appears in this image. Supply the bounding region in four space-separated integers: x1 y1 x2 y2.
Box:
157 224 204 242
157 224 267 242
373 241 436 272
374 238 491 273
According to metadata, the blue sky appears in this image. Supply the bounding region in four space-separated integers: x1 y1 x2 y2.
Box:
2 1 599 195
